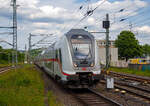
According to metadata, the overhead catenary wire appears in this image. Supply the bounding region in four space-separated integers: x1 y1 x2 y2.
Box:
111 6 149 27
93 1 141 28
108 1 149 30
57 0 107 36
71 0 107 29
57 0 90 34
118 14 150 31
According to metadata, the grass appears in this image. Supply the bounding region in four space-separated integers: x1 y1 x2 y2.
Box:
0 62 23 68
0 64 11 68
47 91 63 106
0 64 62 106
109 67 150 77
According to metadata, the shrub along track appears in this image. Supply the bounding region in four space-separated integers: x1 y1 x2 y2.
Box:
0 64 46 106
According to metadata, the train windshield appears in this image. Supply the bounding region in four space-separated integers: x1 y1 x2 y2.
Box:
71 35 92 60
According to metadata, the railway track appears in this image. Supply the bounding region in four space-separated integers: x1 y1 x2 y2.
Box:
71 88 122 106
109 71 150 84
114 84 150 102
0 66 12 74
115 79 150 93
100 80 150 105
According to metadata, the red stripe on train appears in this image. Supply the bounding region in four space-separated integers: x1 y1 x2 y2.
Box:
40 58 70 76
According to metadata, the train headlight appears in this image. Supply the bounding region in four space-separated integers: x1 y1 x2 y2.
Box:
91 63 94 67
73 63 77 67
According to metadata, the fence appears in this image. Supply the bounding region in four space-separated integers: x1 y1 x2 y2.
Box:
128 64 150 71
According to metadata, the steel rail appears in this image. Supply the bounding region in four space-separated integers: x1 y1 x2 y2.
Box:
0 66 13 74
100 80 150 105
115 85 150 101
72 88 122 106
110 71 150 83
115 80 150 93
88 88 122 106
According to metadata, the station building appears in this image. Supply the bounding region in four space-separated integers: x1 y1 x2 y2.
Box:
96 40 118 65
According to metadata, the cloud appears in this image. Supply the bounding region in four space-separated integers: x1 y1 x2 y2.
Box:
0 0 149 49
135 26 150 34
87 17 95 25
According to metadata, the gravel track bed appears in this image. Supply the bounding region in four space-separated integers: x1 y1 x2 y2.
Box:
36 66 83 106
115 79 150 93
96 82 150 106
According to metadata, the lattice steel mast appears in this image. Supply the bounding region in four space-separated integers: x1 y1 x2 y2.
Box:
12 0 18 65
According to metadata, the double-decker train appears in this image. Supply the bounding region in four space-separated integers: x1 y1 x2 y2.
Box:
35 29 101 88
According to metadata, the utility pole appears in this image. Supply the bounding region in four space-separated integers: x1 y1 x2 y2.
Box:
103 14 114 89
28 33 54 64
103 14 110 70
11 0 18 66
28 34 32 64
129 22 132 31
24 44 28 64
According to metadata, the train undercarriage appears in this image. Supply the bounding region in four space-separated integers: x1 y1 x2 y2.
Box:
63 72 102 88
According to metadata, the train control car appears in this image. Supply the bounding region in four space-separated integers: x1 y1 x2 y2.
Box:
35 29 101 88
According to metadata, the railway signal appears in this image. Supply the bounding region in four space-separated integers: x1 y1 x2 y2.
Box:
103 14 110 70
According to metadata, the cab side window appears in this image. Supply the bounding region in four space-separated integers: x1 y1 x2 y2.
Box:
55 50 58 59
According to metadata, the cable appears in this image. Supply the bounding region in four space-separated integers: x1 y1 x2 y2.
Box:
57 1 92 34
110 1 149 28
71 0 107 29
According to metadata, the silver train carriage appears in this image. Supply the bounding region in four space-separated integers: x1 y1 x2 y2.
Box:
35 29 101 88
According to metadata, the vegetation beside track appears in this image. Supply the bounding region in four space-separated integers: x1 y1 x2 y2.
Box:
47 91 63 106
109 67 150 77
0 64 11 68
0 63 24 68
0 64 61 106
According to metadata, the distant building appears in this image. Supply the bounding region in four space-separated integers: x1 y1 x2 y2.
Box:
96 40 118 65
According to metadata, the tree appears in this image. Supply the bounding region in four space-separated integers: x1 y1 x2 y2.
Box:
115 31 143 61
142 44 150 56
0 46 2 50
0 47 25 64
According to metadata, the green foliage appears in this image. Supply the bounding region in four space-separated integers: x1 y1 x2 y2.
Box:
142 44 150 56
0 47 25 64
0 64 62 106
48 91 63 106
30 48 42 58
0 65 44 106
115 31 143 61
109 67 150 77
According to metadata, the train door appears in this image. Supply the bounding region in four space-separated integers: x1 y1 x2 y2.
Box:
54 49 62 76
54 49 59 75
52 48 54 73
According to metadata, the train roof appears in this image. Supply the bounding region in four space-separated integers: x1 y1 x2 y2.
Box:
65 29 94 38
44 29 94 50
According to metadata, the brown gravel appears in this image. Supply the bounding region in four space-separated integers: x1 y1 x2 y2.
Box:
35 66 83 106
96 82 150 106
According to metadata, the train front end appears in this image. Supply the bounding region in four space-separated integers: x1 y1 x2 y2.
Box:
65 29 101 88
